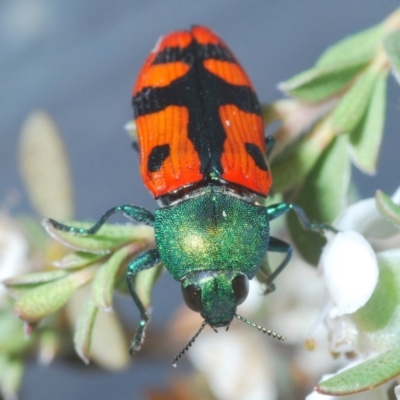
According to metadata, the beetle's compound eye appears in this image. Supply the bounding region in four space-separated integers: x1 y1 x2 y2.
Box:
182 284 202 312
232 275 249 305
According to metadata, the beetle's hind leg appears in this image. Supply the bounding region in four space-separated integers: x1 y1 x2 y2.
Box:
258 237 292 295
265 136 275 158
266 203 337 234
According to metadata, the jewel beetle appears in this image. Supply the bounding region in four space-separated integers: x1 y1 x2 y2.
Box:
48 25 333 364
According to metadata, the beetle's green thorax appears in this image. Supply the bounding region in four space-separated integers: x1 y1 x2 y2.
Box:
154 191 269 281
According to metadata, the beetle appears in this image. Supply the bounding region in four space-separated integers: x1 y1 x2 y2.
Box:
47 25 333 364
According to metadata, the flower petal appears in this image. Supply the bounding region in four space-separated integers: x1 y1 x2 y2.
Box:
321 231 378 317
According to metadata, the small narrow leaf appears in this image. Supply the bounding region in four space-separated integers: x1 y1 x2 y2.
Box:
280 61 367 102
43 219 154 254
38 328 59 365
0 312 31 353
14 267 96 322
375 190 400 228
384 29 400 83
4 270 67 287
19 111 73 219
54 252 104 269
317 347 400 395
353 253 399 332
288 134 350 265
4 269 69 298
351 249 400 353
270 119 335 193
348 70 388 174
92 245 136 311
266 98 337 160
331 66 379 135
317 24 385 67
90 309 129 370
73 296 98 364
0 357 24 400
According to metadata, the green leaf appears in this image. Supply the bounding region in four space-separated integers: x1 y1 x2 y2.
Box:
54 252 104 269
317 346 400 395
288 134 350 265
19 111 74 219
14 267 96 322
92 245 133 310
280 61 367 103
376 190 400 228
384 29 400 84
4 270 68 287
348 70 388 174
353 255 399 331
4 270 68 298
352 249 400 352
73 295 98 364
38 328 59 364
280 23 386 103
89 308 129 370
0 312 32 354
331 66 380 135
0 356 24 399
317 24 385 67
270 119 335 193
43 219 154 254
70 282 128 368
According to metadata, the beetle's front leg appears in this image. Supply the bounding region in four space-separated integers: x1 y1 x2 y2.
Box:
126 249 161 356
46 204 155 235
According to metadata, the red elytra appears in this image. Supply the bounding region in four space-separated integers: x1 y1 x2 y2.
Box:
132 25 272 199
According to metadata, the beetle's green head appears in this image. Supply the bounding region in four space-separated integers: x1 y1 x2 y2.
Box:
181 270 248 327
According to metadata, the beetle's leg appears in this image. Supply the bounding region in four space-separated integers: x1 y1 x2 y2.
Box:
126 248 161 356
259 237 292 294
132 142 140 153
46 205 155 234
265 136 275 158
266 203 337 233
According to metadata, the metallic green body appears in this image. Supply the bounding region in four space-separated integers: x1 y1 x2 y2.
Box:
154 191 269 281
48 185 334 354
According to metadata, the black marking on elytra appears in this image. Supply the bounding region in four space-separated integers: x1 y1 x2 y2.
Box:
152 43 235 65
133 30 261 189
147 144 170 172
245 143 268 171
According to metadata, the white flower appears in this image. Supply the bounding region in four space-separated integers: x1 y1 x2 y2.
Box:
320 230 378 318
189 328 277 400
307 187 400 399
316 187 400 353
0 214 30 306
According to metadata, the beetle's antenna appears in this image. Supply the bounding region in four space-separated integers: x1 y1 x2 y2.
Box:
171 320 207 367
235 314 286 341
